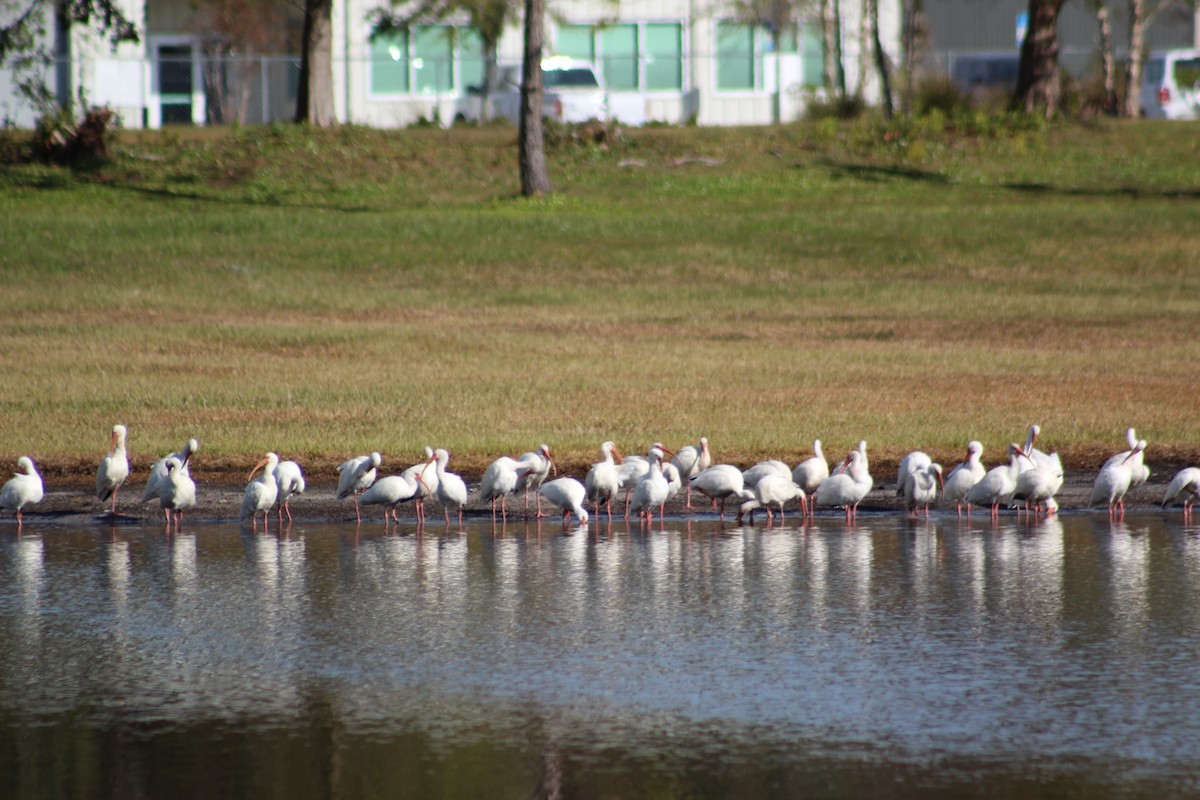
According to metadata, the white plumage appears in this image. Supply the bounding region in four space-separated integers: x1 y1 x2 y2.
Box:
896 451 931 497
429 448 467 526
742 460 791 488
241 452 279 530
904 462 942 518
628 447 670 522
791 439 829 504
159 456 196 527
337 451 381 522
274 459 306 522
1103 428 1150 491
1162 467 1200 520
689 464 745 521
143 438 200 503
0 457 44 528
358 471 426 524
814 449 873 522
479 455 525 519
1091 440 1145 519
539 477 590 526
96 424 129 515
672 436 711 509
964 444 1024 519
941 441 985 516
752 472 807 524
584 441 624 518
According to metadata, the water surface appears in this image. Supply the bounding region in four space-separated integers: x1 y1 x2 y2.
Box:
3 512 1200 798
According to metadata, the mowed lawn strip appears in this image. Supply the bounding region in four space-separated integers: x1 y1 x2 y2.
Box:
1 120 1197 481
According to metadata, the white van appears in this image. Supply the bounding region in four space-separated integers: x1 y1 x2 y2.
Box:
456 58 610 125
1141 49 1200 119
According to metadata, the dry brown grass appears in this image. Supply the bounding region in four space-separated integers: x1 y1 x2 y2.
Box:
2 121 1198 485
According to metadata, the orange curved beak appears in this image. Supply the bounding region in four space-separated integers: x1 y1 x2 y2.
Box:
248 455 270 481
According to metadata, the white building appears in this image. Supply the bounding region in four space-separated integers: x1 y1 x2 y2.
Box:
0 0 901 129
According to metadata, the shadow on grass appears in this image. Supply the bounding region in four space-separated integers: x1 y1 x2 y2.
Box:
816 157 1200 200
815 159 952 185
95 181 380 213
1002 181 1200 200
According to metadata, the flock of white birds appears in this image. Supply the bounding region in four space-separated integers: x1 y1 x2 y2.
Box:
2 424 1199 531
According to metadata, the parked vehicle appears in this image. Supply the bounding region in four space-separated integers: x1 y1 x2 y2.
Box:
1141 49 1200 119
455 57 610 125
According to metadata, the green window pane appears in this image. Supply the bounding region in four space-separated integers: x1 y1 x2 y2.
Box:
717 22 754 90
599 24 637 90
413 26 453 95
775 26 797 54
460 28 486 92
557 26 594 62
645 23 681 90
800 26 822 87
370 31 408 94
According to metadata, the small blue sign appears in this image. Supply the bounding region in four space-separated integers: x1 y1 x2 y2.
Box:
1016 11 1028 48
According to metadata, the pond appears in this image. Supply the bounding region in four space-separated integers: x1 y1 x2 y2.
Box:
2 512 1199 799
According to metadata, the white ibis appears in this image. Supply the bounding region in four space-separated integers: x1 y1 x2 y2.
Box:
274 459 306 522
672 436 711 509
792 440 829 508
336 451 381 522
159 456 196 529
584 441 623 518
750 472 807 524
0 457 44 529
896 451 931 497
689 464 745 522
241 452 279 532
628 446 670 523
1103 428 1150 490
1011 462 1060 519
831 440 868 476
96 424 129 515
904 462 942 519
1162 467 1200 520
538 477 590 527
964 444 1025 520
401 447 436 524
515 444 555 517
742 460 791 488
1091 440 1145 520
142 438 199 503
814 449 873 522
426 448 467 527
941 441 985 517
358 471 428 525
480 455 525 520
1021 424 1063 476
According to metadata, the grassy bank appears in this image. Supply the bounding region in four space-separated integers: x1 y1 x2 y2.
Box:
2 119 1198 481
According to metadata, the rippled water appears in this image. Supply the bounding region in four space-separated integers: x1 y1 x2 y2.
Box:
3 512 1200 798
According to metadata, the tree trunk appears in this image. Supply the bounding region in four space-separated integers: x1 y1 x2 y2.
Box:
1096 3 1116 114
1121 0 1157 117
519 0 550 196
832 0 846 99
870 0 894 116
294 0 335 126
820 0 835 94
481 39 498 122
856 0 869 99
771 26 783 123
1014 0 1065 117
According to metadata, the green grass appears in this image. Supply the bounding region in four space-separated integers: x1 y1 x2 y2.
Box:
2 118 1199 479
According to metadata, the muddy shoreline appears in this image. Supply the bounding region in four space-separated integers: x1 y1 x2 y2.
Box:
9 466 1184 528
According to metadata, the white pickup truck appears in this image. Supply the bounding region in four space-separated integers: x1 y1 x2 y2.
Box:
455 57 610 124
